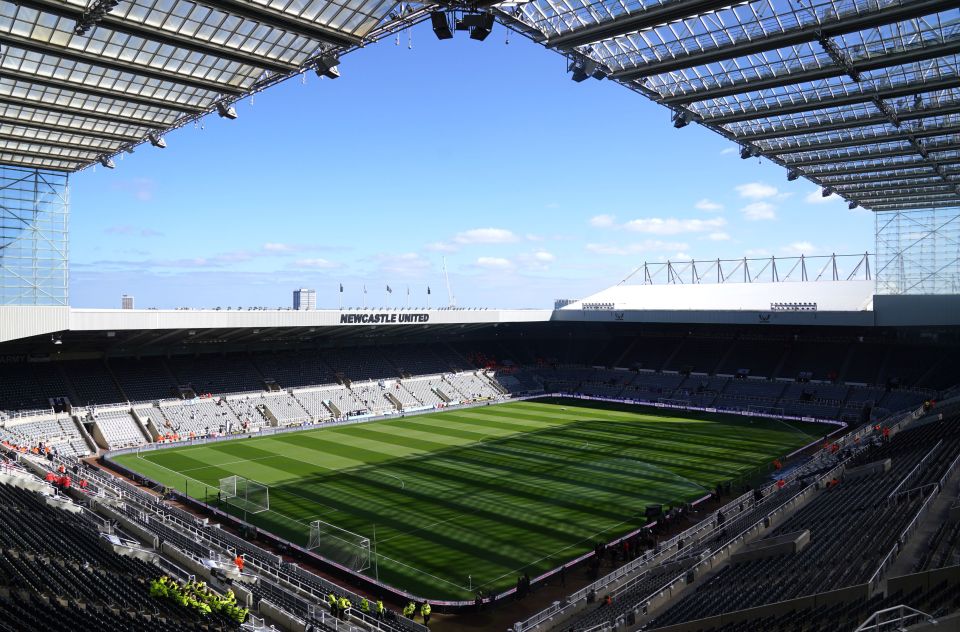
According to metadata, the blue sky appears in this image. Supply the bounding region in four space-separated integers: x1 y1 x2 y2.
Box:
70 21 874 310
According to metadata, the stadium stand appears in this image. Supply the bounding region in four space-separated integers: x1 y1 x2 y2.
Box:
89 408 151 450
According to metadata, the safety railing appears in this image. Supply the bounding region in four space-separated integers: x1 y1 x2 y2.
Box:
887 440 942 499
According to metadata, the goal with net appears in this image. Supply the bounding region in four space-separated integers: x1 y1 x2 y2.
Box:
747 405 785 418
307 519 371 572
219 475 269 514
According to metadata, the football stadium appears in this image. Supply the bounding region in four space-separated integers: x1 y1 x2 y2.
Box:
2 1 960 632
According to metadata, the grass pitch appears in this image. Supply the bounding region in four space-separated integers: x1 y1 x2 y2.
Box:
114 398 827 599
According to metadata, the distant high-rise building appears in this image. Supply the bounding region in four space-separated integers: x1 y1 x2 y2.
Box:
121 294 134 310
293 288 316 311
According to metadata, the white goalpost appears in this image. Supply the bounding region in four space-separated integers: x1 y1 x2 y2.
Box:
219 475 269 514
307 519 371 572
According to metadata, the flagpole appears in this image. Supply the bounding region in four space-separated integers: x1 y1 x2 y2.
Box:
363 285 367 309
338 284 342 310
406 285 410 309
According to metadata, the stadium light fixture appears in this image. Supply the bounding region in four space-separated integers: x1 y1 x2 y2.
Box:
570 58 597 83
468 13 495 41
740 145 760 160
216 102 238 120
787 170 800 181
147 132 166 149
822 187 834 197
98 155 115 169
431 12 453 39
672 110 691 129
74 0 120 35
315 56 341 79
848 201 858 210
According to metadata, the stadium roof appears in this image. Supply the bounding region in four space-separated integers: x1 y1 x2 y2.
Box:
0 0 958 212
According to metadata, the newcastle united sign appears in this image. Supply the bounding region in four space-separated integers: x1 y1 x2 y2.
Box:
339 313 431 324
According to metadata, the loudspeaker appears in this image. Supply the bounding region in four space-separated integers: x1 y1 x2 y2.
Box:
430 11 452 39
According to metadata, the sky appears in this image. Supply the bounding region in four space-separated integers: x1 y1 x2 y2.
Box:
69 21 875 310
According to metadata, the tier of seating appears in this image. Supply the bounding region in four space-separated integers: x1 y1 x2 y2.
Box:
0 481 239 631
642 412 960 630
90 409 149 449
0 415 89 456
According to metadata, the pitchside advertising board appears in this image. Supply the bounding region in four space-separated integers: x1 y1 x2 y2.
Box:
339 313 430 324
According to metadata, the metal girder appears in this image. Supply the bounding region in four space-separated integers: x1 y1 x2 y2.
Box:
838 183 956 196
547 0 734 50
785 143 960 168
856 192 960 205
0 144 96 162
0 116 139 144
14 0 297 76
803 160 957 177
831 176 952 190
661 39 960 106
766 124 960 155
704 76 960 126
0 157 75 171
868 201 960 211
0 32 246 96
0 132 115 153
611 0 955 81
818 172 941 185
734 102 960 142
0 68 205 116
193 0 361 48
0 95 166 130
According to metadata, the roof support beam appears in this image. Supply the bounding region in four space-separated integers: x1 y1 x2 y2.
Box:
703 76 960 126
785 143 960 168
0 96 166 130
0 116 139 144
611 0 955 80
856 193 960 206
803 160 958 177
0 33 246 96
765 124 960 155
0 157 75 172
868 201 960 211
733 102 960 142
0 133 115 153
14 0 297 76
819 173 952 185
837 183 956 196
661 38 960 105
547 0 734 50
0 145 96 162
0 68 205 116
191 0 361 48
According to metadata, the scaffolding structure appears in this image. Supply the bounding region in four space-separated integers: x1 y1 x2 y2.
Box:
619 253 873 286
0 167 69 306
875 207 960 295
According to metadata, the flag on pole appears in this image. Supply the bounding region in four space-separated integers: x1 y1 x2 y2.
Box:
406 286 410 296
427 286 431 295
363 285 367 294
339 283 343 293
386 285 393 294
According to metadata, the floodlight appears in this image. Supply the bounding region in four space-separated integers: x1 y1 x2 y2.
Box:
822 187 834 197
315 56 341 79
571 58 597 83
147 132 166 149
787 170 800 181
672 111 691 129
431 12 453 39
469 13 494 41
216 102 238 120
848 201 858 210
98 155 115 169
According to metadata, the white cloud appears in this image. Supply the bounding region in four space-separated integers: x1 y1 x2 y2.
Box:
707 232 731 241
805 189 843 204
622 217 727 235
735 182 779 199
589 214 617 228
585 240 689 256
720 147 737 155
741 202 777 221
672 252 691 260
533 251 555 262
781 241 816 256
292 257 339 269
695 199 724 212
745 248 772 257
476 256 514 269
454 228 519 244
263 242 295 253
424 241 457 253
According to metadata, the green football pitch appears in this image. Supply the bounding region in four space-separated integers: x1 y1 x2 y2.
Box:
113 398 828 600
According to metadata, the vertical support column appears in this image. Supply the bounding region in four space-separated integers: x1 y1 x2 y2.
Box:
0 166 69 305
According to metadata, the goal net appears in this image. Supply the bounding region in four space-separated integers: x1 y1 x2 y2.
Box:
307 519 371 572
219 475 269 514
